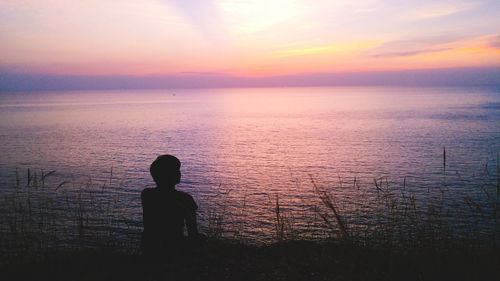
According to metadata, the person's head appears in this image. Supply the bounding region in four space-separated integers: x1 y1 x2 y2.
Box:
150 154 181 188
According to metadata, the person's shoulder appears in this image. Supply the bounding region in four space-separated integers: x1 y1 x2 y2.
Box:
175 190 198 209
141 188 157 199
175 190 195 201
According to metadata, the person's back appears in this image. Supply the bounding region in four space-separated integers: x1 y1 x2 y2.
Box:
140 155 199 258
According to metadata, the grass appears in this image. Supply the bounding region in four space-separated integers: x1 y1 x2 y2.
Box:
0 169 139 261
0 151 499 280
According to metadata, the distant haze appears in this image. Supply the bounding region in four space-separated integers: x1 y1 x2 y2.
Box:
1 67 499 92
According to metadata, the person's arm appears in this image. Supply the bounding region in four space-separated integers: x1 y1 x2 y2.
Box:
186 209 199 237
141 189 151 231
183 193 199 238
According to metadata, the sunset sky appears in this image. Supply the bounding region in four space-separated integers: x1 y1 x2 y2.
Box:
0 0 499 88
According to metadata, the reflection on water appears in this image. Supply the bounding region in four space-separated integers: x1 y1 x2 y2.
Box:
0 86 499 242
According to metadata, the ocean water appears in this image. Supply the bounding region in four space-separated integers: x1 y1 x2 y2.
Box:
0 86 499 242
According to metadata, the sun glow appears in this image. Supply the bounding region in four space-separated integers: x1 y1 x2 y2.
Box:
273 41 381 58
220 0 307 34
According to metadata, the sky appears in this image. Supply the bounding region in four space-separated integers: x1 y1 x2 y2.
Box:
0 0 499 89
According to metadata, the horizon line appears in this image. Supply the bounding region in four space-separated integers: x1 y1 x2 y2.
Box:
1 66 499 92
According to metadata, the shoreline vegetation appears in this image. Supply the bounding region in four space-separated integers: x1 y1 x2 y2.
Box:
1 153 499 280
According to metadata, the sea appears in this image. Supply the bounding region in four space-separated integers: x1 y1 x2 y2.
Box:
0 86 499 243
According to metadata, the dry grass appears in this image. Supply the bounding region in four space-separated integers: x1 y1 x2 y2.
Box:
0 169 140 262
302 151 500 251
0 150 499 264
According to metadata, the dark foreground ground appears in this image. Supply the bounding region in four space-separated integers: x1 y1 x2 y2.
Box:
2 240 499 281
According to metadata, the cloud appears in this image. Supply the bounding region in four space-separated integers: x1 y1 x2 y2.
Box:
273 41 379 58
488 35 500 48
366 35 469 58
2 67 499 92
370 47 454 58
161 0 227 42
366 33 500 59
410 1 478 19
181 71 227 76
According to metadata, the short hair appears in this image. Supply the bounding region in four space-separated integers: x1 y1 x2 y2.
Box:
150 155 181 185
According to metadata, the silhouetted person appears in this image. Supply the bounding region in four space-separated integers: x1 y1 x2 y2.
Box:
141 155 199 259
